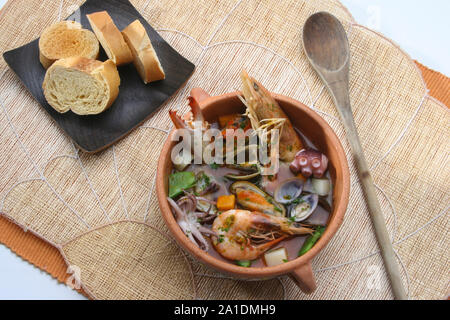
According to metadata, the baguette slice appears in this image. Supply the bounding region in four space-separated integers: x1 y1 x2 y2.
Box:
43 57 120 115
122 20 165 83
39 21 99 69
87 11 133 66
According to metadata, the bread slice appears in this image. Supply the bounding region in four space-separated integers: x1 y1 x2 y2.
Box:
122 20 165 83
43 57 120 115
87 11 133 66
39 21 99 69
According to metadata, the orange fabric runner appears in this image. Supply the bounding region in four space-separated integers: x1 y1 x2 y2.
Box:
0 61 448 298
415 61 450 107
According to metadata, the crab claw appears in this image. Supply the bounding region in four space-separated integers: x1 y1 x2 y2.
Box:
169 110 188 130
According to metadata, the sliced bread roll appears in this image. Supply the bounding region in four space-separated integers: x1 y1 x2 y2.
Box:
43 57 120 115
87 11 133 66
122 20 165 83
39 21 99 69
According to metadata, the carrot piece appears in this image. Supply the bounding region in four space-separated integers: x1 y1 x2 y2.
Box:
217 195 236 211
219 114 239 128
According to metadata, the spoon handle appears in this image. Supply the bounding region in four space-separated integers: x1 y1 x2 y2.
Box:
336 94 408 300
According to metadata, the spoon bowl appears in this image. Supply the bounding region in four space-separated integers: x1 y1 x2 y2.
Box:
303 12 349 72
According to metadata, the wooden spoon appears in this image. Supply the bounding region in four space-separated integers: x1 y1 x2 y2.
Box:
303 12 407 300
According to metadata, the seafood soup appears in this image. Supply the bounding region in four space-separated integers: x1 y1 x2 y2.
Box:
166 71 333 268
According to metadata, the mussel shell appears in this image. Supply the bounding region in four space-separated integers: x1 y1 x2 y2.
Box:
225 171 260 181
274 178 304 204
223 144 258 162
290 193 319 222
226 163 259 172
224 163 260 181
230 181 286 216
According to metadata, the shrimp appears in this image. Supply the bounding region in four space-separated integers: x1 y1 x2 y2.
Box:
212 209 313 261
240 70 304 162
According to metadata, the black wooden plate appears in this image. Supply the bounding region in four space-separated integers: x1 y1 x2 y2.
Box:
3 0 195 153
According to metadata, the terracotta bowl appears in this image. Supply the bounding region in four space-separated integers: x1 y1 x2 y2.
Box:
156 88 350 294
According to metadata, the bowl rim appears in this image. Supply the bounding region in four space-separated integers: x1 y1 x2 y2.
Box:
156 91 350 277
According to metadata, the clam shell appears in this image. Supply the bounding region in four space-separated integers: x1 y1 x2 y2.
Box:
274 178 304 204
290 193 319 222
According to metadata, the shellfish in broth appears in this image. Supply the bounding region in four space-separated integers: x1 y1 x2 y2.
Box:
166 72 333 268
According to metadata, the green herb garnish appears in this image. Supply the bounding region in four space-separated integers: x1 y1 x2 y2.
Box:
195 171 211 194
224 215 235 229
292 198 305 205
236 260 252 267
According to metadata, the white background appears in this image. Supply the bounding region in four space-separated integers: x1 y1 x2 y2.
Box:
0 0 448 300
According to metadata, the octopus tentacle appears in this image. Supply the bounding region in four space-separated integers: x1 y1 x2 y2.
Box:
290 149 328 178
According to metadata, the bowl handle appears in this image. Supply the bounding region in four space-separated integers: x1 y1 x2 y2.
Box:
290 263 317 294
190 88 211 105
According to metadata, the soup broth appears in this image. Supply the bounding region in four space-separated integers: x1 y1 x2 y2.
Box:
177 126 331 267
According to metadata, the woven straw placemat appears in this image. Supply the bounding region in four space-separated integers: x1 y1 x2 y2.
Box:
0 0 448 300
